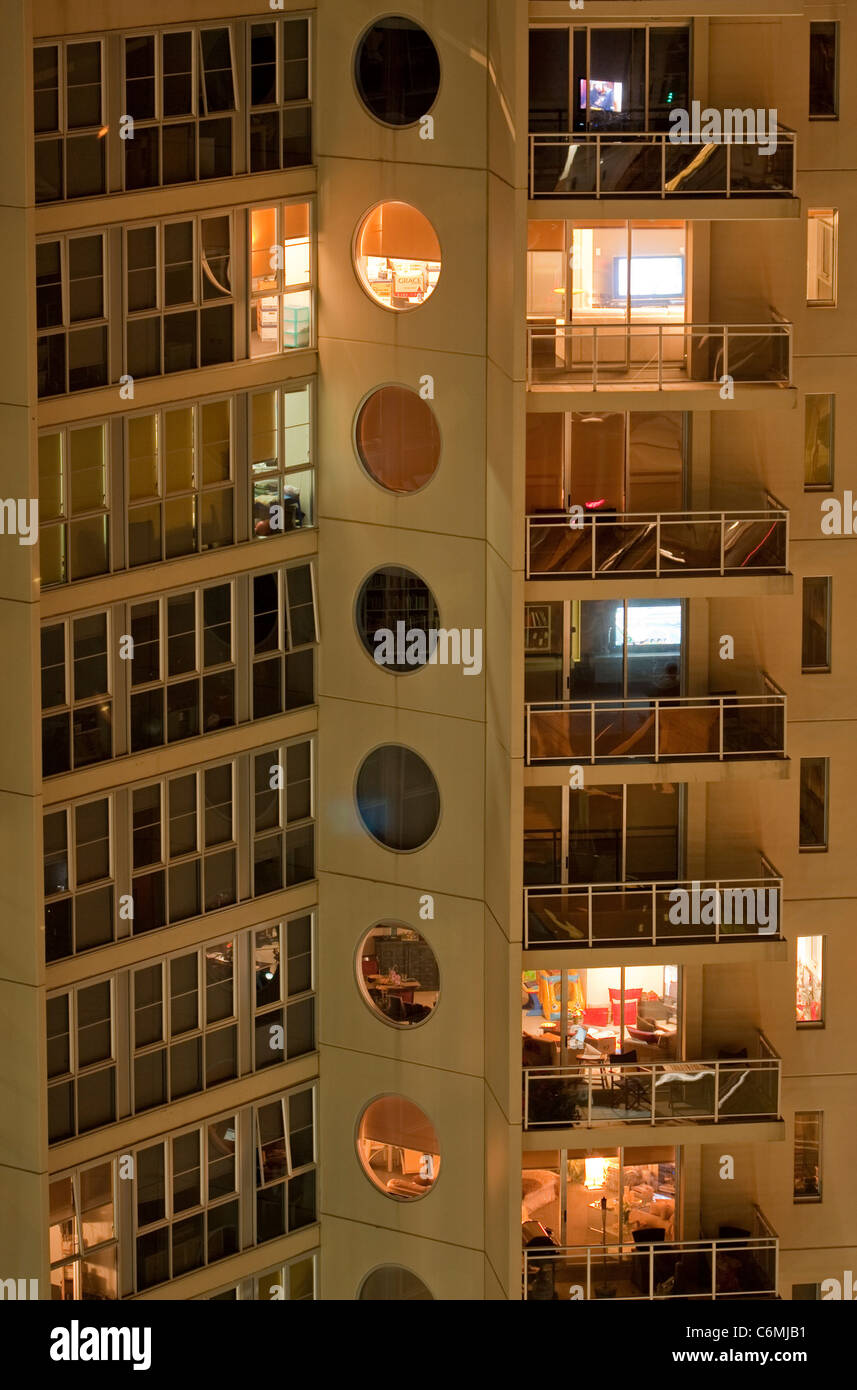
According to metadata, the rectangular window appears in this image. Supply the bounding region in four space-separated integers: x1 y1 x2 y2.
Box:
38 424 110 586
253 741 315 896
131 764 237 935
250 202 312 357
794 1111 822 1201
126 398 234 567
799 756 829 851
807 209 838 306
255 1087 316 1243
253 915 315 1068
249 16 312 172
128 584 235 753
134 1116 240 1289
44 797 114 961
804 394 834 489
251 565 317 718
801 576 831 672
251 383 314 535
34 41 106 203
125 215 234 379
796 936 824 1027
41 613 112 776
123 27 235 190
131 939 237 1112
49 1161 118 1300
37 235 109 397
47 981 116 1143
809 21 838 119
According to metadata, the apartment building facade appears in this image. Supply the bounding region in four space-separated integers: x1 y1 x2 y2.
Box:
0 0 853 1303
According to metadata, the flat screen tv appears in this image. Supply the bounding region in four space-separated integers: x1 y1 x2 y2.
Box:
579 79 623 114
614 255 685 301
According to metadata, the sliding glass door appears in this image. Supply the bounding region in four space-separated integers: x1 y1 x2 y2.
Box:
522 1145 678 1247
529 24 690 134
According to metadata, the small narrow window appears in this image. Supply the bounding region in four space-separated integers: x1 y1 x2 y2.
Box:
793 1111 822 1201
809 22 838 119
807 209 838 306
799 756 828 851
801 576 831 672
804 394 833 489
796 936 824 1026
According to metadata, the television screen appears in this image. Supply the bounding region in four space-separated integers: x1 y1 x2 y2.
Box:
613 604 682 648
614 255 685 300
579 79 623 114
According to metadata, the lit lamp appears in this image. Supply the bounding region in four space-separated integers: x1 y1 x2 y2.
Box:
584 1156 610 1190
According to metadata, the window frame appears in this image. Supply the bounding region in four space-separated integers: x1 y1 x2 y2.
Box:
47 975 117 1142
800 575 832 673
254 1085 317 1244
49 1158 119 1300
34 37 107 203
798 755 829 853
809 21 839 121
252 913 316 1070
793 1110 823 1203
36 231 110 397
40 608 114 776
248 199 315 357
252 738 316 897
38 420 111 586
250 379 315 537
803 393 834 491
806 209 838 308
43 793 115 960
247 13 313 173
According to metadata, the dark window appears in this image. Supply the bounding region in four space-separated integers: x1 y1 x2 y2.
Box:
355 567 440 672
801 577 831 671
809 22 838 119
799 757 828 852
355 745 440 851
355 17 440 127
34 42 106 203
794 1112 822 1200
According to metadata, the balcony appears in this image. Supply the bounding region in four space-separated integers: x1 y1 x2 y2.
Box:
526 677 787 765
523 1033 781 1132
524 1207 778 1301
527 321 792 392
529 130 796 202
526 498 788 581
524 860 783 950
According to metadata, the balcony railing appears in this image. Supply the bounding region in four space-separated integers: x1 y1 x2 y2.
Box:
524 859 783 949
529 129 797 200
523 1033 781 1130
525 498 789 579
525 678 787 764
526 321 793 389
524 1207 778 1300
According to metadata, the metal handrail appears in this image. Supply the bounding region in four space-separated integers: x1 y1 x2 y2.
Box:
523 1041 782 1130
526 320 793 389
525 682 787 764
528 128 797 200
525 506 789 579
523 1225 779 1300
523 866 784 948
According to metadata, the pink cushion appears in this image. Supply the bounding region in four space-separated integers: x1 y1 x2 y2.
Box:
583 1006 608 1026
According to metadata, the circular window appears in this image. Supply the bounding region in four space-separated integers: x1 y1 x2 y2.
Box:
357 922 439 1027
356 1096 441 1200
354 18 440 127
355 745 440 851
354 202 441 311
355 566 440 673
355 386 441 494
358 1266 434 1300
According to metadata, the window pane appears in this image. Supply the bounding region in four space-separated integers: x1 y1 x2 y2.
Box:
169 774 197 856
170 1036 202 1099
164 407 194 492
68 237 103 322
208 1117 236 1197
74 885 114 952
167 593 197 676
172 1131 201 1212
163 31 193 117
807 210 837 304
77 980 112 1066
170 953 198 1033
134 964 164 1046
796 936 824 1025
200 29 235 111
810 22 838 118
205 941 234 1023
794 1112 822 1198
66 43 102 128
73 614 108 699
69 516 109 581
34 46 60 132
799 757 828 850
204 765 232 845
801 577 831 671
133 785 162 868
75 798 109 883
136 1143 166 1225
804 395 833 488
201 400 230 482
163 122 196 185
125 36 156 120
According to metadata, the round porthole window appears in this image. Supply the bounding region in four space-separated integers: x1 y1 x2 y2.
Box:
355 745 440 851
354 17 440 127
355 386 441 494
356 1096 441 1200
355 566 440 673
354 202 441 311
358 1266 434 1300
357 922 439 1027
